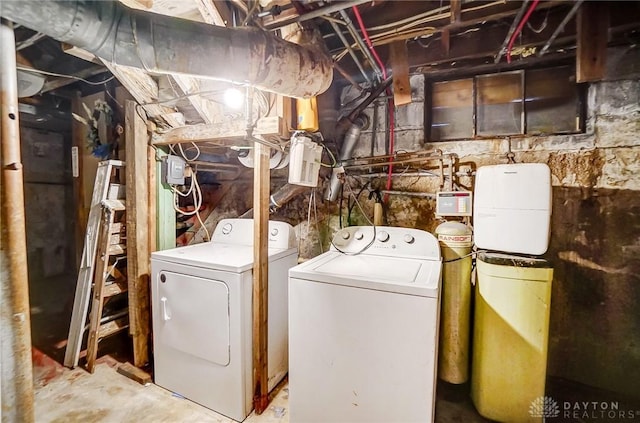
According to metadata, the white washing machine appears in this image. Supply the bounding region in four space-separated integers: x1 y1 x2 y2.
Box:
288 225 442 423
151 218 297 422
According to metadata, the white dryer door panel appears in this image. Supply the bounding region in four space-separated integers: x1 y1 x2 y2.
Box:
157 271 230 365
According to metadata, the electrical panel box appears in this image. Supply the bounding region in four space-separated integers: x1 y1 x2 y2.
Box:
162 154 186 185
436 191 473 217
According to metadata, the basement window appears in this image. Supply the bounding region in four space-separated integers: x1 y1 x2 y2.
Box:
428 65 582 141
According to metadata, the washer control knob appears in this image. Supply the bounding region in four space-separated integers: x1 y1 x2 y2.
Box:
377 231 390 242
355 231 364 240
221 223 233 235
270 228 279 237
404 234 415 244
341 230 351 240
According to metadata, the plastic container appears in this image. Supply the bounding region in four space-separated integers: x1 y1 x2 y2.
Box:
471 252 553 422
296 97 319 132
288 135 322 187
435 222 473 384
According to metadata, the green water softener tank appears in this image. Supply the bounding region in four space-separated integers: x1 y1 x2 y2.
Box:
435 221 473 385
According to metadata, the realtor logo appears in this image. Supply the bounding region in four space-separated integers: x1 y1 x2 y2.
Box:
530 396 561 418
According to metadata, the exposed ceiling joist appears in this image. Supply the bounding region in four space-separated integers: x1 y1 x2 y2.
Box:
194 0 231 26
101 60 184 128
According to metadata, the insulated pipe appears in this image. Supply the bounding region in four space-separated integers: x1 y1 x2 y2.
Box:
328 20 372 85
0 1 332 98
494 0 530 63
538 1 584 57
0 18 35 423
339 10 383 81
240 183 309 217
265 0 371 30
325 116 366 201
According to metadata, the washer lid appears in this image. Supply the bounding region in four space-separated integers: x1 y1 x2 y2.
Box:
289 251 441 297
151 243 297 273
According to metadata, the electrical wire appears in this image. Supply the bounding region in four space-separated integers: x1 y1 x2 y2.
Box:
16 65 115 86
177 142 201 162
443 250 487 263
352 6 395 203
171 167 211 242
330 181 376 256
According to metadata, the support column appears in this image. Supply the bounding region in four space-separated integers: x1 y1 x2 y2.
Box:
0 18 35 423
125 100 151 367
252 143 270 414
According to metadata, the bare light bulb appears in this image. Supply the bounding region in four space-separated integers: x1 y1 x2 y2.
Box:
224 88 244 109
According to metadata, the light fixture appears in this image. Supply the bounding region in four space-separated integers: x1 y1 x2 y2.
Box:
224 87 244 109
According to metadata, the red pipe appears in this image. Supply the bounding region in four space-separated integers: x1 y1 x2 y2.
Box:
352 6 395 203
506 0 540 63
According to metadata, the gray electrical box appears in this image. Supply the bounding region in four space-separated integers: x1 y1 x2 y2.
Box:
162 154 186 185
436 191 473 217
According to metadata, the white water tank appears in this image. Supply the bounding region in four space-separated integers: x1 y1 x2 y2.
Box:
474 163 552 255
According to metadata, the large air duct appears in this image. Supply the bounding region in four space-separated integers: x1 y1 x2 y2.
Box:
0 1 333 98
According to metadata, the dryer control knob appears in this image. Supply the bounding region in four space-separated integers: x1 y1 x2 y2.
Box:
377 231 390 242
341 230 351 240
355 231 364 240
221 223 233 235
270 228 279 237
404 234 415 244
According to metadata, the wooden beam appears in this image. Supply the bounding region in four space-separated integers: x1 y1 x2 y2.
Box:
118 0 153 10
101 61 184 129
440 28 451 57
389 41 412 106
168 75 222 124
125 100 151 368
194 0 231 26
252 142 270 415
62 43 102 65
576 2 609 83
151 116 287 145
450 0 461 23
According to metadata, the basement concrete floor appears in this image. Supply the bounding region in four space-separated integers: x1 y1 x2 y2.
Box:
33 353 487 423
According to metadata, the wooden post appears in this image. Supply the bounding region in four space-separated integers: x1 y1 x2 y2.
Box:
450 0 461 23
576 2 609 83
125 100 150 367
252 143 270 414
389 41 412 106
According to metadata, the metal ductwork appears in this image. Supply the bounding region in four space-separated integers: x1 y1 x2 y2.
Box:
325 116 366 201
0 1 333 98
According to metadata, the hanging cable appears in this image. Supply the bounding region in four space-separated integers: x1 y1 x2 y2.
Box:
352 5 395 203
16 65 115 85
506 0 540 64
171 166 211 242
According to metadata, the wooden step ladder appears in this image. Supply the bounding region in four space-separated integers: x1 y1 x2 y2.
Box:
86 199 130 373
64 160 126 368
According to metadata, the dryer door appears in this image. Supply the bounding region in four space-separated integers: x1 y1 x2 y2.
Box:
157 271 230 366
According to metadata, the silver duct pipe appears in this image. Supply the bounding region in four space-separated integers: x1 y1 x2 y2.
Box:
0 1 333 98
325 116 366 201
